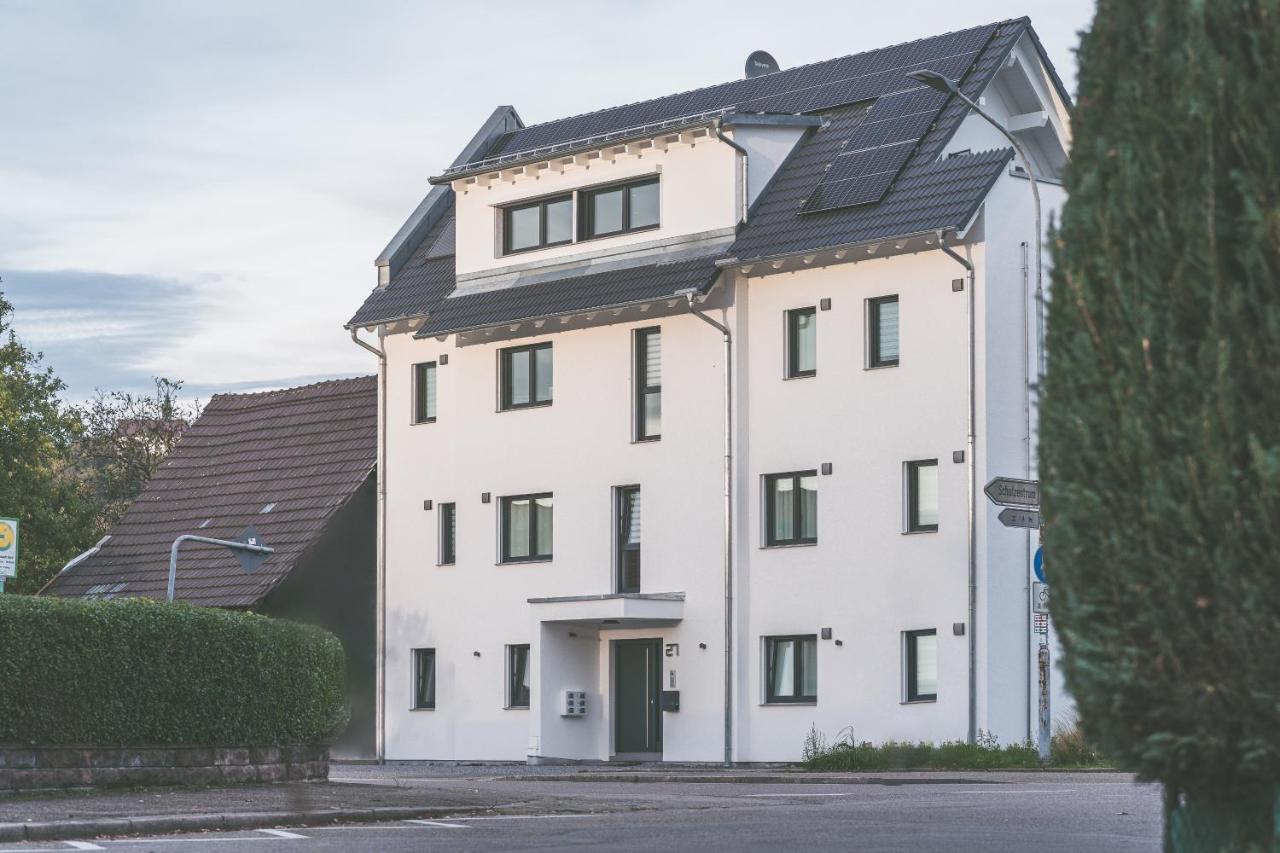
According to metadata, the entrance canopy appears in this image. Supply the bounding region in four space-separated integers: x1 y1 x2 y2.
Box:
527 592 684 628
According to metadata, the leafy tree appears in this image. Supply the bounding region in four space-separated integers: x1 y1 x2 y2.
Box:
1040 1 1280 849
74 378 200 528
0 292 100 594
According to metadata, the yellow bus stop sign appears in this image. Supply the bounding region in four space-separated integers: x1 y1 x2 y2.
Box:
0 517 19 579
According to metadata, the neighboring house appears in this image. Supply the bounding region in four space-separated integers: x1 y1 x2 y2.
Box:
348 17 1071 763
43 378 377 759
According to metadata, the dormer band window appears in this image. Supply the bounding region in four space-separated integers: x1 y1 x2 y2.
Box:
503 194 572 255
499 177 660 257
580 177 660 240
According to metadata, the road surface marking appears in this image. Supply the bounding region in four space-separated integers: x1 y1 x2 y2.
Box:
256 828 308 838
64 844 106 850
406 820 470 829
449 813 608 822
743 792 854 798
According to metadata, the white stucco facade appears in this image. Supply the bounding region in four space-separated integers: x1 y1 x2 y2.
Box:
368 31 1072 764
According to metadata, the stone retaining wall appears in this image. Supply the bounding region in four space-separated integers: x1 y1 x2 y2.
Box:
0 745 328 792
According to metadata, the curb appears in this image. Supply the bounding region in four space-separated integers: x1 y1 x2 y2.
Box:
0 805 484 844
501 769 1129 785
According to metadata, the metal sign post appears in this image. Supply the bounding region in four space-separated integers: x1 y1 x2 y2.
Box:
986 477 1050 763
167 526 274 603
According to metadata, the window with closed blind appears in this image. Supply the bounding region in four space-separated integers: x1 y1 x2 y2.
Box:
634 327 661 441
868 295 900 368
439 502 456 565
616 485 641 593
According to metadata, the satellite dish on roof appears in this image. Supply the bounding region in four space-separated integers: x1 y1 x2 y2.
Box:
745 50 780 79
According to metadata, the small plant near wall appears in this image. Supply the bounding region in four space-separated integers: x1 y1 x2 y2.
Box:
800 724 1109 771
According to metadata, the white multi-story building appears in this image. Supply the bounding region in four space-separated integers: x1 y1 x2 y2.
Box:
347 17 1071 764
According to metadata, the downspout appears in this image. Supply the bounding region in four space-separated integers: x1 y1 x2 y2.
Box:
1021 240 1033 744
714 121 749 224
350 326 387 762
939 234 977 746
683 288 734 768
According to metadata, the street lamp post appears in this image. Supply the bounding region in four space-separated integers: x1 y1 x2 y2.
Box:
167 531 274 603
908 69 1044 380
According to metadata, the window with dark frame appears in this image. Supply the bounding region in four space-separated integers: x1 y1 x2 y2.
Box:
764 471 818 546
507 644 531 708
580 177 660 241
765 635 818 703
439 503 456 565
501 493 553 563
500 343 553 410
616 485 641 593
906 630 938 702
502 194 573 255
634 327 661 440
413 362 437 424
412 648 436 709
786 307 817 378
907 460 939 532
868 295 900 368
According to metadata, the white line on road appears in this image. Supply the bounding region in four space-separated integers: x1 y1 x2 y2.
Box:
256 828 309 838
405 819 470 829
742 792 854 798
64 843 106 850
449 813 609 822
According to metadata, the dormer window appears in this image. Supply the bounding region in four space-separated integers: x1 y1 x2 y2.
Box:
580 177 660 241
503 193 572 255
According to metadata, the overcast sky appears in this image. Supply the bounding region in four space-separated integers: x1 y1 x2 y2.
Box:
0 0 1095 401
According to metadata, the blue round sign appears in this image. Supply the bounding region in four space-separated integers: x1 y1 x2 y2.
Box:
1033 547 1046 583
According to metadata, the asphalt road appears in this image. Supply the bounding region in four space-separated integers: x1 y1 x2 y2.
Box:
0 775 1162 852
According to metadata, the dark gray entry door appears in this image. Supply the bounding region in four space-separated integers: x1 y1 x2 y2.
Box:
614 639 661 754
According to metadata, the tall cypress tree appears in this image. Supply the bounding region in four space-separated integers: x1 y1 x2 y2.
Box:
1041 0 1280 848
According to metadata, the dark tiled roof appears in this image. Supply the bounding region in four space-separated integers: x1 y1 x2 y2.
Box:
347 198 456 328
43 377 377 608
349 18 1058 331
415 253 722 338
460 21 1008 173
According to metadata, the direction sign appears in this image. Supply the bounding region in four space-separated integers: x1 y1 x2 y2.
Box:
232 526 271 574
998 508 1041 529
984 477 1040 508
0 516 18 579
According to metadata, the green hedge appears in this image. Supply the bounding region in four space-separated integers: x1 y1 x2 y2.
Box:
0 595 348 746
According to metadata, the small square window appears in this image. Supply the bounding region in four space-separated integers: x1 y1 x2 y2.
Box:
786 308 817 378
413 362 437 424
507 644 531 708
764 471 818 546
501 493 553 563
905 630 937 702
500 343 552 410
765 635 817 703
907 460 939 532
439 503 456 565
412 648 436 709
868 295 900 368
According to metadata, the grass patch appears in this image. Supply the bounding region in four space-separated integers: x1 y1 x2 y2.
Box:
801 725 1112 771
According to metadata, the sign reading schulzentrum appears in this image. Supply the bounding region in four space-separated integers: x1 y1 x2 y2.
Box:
0 517 18 579
983 477 1041 508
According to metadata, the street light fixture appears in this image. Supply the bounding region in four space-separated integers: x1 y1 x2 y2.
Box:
907 69 1044 380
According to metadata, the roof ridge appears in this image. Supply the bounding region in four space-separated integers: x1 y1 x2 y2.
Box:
207 375 375 405
510 19 1024 136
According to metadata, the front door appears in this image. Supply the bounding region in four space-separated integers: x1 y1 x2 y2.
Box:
614 638 661 756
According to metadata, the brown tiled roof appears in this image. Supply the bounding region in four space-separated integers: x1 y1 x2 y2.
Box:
43 376 377 607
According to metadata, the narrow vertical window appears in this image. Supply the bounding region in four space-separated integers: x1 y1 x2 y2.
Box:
439 503 456 565
500 343 552 410
764 471 818 546
413 362 437 424
868 295 900 368
907 460 939 532
786 308 817 378
412 648 436 709
906 630 938 701
765 635 818 703
634 328 661 440
501 493 553 562
616 486 641 593
506 644 531 709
